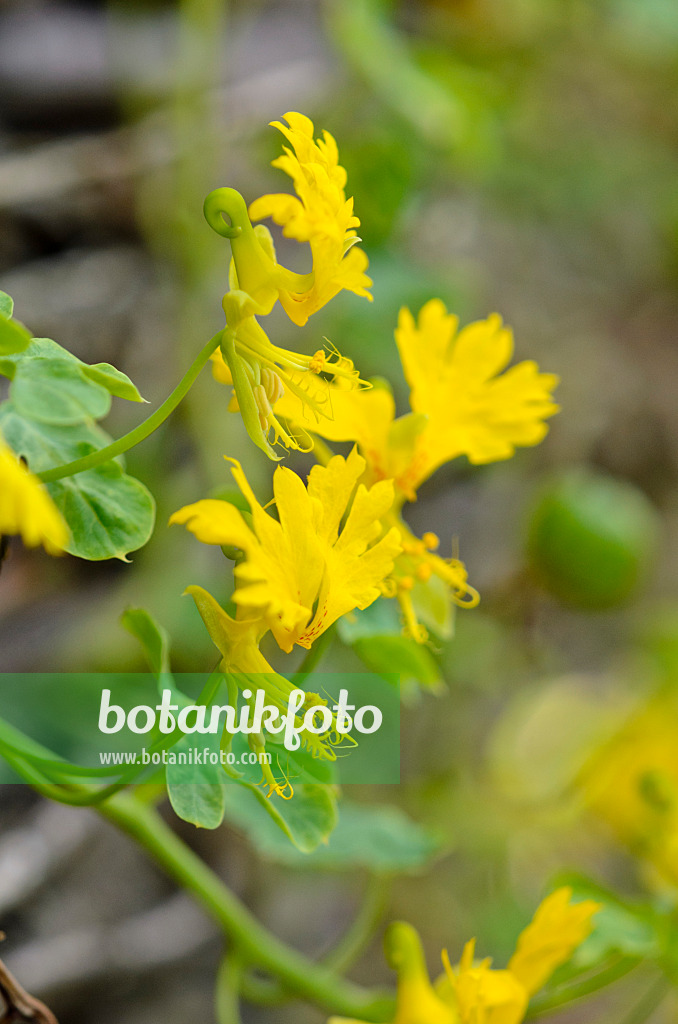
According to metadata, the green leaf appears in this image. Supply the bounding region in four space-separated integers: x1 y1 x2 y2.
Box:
121 608 171 675
0 311 31 356
49 462 155 561
222 796 438 868
82 362 146 403
166 732 226 830
222 782 338 853
12 355 112 425
0 338 144 422
0 404 155 561
0 291 13 317
0 400 115 472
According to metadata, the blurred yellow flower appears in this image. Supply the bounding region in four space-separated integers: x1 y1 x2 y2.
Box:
437 887 600 1024
330 891 597 1024
249 111 373 326
0 434 69 555
171 448 401 654
329 922 458 1024
581 695 678 883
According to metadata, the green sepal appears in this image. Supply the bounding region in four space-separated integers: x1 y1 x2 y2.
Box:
219 328 279 461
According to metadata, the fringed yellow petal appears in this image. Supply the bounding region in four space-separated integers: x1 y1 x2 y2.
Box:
169 499 255 550
395 301 559 485
249 112 372 326
175 454 399 656
507 888 600 996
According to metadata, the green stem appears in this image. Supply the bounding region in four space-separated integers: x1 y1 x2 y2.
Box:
617 976 670 1024
216 949 243 1024
295 623 335 680
38 330 224 482
98 792 394 1020
324 875 390 973
525 956 640 1018
242 874 390 1007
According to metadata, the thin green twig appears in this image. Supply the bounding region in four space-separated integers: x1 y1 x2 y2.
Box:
98 791 395 1020
617 975 670 1024
38 329 224 482
216 948 243 1024
525 956 641 1019
241 874 390 1006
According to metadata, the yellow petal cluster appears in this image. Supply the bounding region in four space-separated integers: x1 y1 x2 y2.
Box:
171 448 401 654
171 451 400 796
330 889 599 1024
273 300 557 640
249 112 372 326
203 113 372 458
0 434 69 555
394 301 560 487
276 301 559 498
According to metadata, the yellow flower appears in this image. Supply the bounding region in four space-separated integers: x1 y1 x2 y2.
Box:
0 433 69 555
328 890 598 1024
170 448 401 654
171 450 400 798
273 301 558 639
203 113 371 328
581 695 678 883
394 302 559 481
279 302 559 496
329 922 458 1024
178 585 346 797
212 284 366 461
249 111 373 326
437 887 600 1024
201 113 373 458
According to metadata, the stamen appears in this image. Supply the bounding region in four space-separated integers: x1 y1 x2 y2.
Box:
309 350 325 373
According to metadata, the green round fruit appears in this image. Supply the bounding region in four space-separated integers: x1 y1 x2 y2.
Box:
526 469 660 609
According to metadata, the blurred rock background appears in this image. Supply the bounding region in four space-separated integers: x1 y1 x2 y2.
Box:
1 0 678 1020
